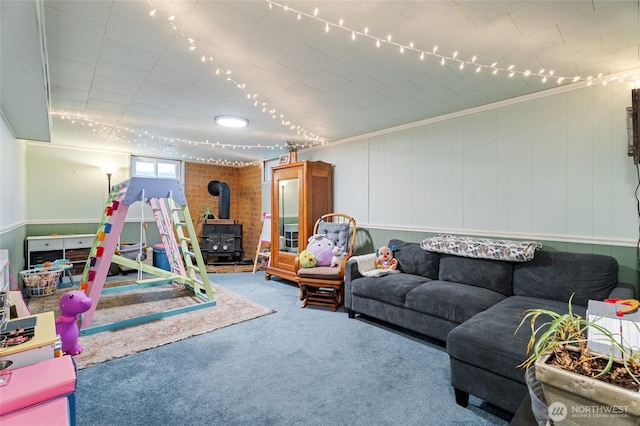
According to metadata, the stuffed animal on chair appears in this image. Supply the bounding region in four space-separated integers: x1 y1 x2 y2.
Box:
299 249 317 268
306 234 336 266
330 246 346 268
55 290 93 356
376 245 398 270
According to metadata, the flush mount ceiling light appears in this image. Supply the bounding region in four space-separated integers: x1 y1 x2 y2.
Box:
214 115 249 128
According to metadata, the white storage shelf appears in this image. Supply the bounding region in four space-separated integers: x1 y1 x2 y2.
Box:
283 224 299 253
26 234 94 274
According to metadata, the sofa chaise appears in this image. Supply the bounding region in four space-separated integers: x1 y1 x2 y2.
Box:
344 238 635 413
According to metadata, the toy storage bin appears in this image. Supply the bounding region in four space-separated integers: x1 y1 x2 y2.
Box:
20 268 63 297
153 244 170 271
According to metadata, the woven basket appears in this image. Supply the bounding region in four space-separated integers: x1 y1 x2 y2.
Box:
20 267 63 297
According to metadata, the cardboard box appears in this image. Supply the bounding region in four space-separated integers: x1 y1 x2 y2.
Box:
587 300 640 358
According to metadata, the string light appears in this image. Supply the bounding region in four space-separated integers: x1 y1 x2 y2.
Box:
51 112 303 166
263 0 638 87
47 1 330 165
142 0 326 151
55 0 640 166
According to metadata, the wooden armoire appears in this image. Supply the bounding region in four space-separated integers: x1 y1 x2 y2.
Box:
266 160 332 282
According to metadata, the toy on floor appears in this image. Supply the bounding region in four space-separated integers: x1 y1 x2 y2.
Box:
376 245 398 270
55 290 93 355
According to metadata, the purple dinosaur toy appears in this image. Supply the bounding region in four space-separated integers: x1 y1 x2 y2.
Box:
55 290 93 356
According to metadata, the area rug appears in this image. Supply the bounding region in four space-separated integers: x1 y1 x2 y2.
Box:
27 279 275 369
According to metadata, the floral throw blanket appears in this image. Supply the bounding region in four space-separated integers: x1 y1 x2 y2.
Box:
420 234 542 262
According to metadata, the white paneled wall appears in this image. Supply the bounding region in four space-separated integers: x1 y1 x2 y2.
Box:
25 144 131 223
315 139 370 223
305 83 637 246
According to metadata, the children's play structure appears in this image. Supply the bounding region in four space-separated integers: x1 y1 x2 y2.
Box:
78 177 215 335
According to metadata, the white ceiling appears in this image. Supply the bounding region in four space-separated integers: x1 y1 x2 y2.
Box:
3 0 640 165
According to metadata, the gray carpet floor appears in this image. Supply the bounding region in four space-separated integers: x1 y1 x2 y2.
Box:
75 272 512 425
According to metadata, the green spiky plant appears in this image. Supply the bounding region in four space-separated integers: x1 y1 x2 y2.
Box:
194 205 216 233
200 205 215 220
517 295 640 389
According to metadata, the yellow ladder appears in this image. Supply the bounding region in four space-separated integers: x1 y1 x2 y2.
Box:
168 199 214 301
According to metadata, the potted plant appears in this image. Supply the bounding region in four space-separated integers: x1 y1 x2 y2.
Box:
518 296 640 425
194 206 216 232
286 141 298 163
201 205 216 221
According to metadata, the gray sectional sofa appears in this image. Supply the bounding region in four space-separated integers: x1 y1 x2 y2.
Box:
344 238 635 414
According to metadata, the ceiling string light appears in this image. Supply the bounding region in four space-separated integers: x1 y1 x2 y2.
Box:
51 1 331 165
264 0 636 87
52 112 263 166
54 1 639 166
145 0 326 148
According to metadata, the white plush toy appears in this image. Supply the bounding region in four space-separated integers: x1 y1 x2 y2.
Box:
330 246 346 268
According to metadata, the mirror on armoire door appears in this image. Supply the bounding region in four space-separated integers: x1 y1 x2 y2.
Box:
278 178 299 254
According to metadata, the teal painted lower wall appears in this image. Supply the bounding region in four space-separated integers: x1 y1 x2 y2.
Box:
361 228 640 294
6 223 637 295
25 222 161 246
0 223 163 280
0 226 27 280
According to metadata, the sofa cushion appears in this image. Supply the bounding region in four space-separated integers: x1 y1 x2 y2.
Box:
389 239 439 279
350 273 430 307
447 296 586 384
512 251 618 307
405 281 506 324
438 255 514 296
421 234 541 262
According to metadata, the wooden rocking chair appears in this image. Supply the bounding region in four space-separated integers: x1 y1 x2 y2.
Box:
294 213 356 311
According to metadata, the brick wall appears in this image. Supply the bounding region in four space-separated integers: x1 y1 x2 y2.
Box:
236 164 263 259
185 162 262 261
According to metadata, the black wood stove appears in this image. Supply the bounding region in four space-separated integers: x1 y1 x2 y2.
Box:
200 180 243 262
201 223 243 261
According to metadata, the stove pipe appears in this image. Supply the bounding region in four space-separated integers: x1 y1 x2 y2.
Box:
207 180 230 219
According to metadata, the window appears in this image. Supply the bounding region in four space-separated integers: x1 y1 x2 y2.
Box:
263 157 280 183
131 156 182 180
